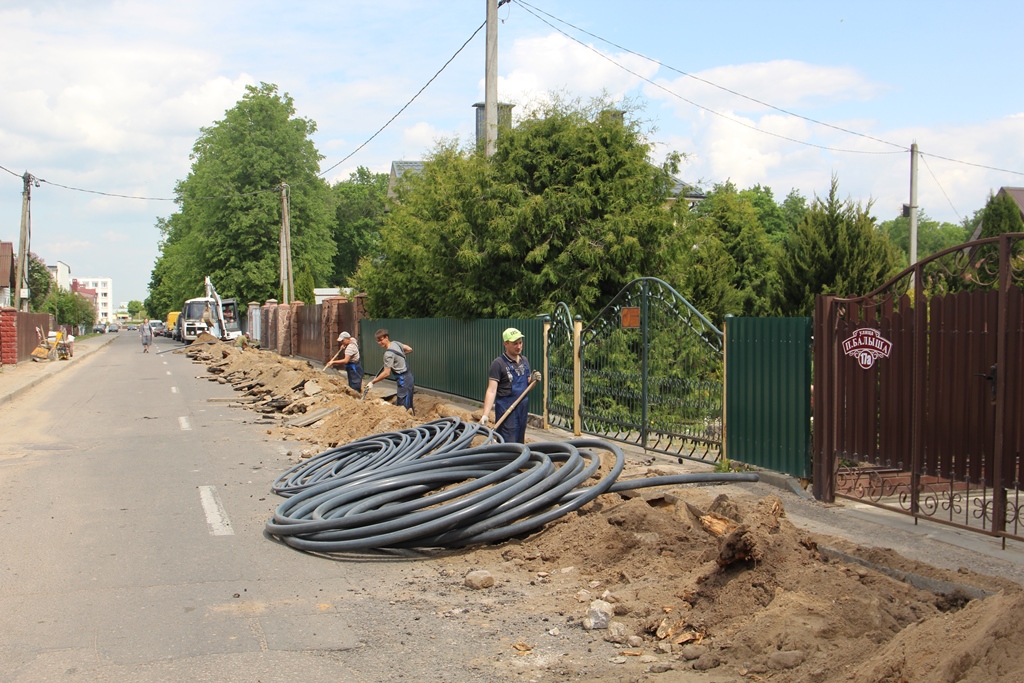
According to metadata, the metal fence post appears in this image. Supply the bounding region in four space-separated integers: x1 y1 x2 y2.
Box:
573 315 582 437
541 314 551 430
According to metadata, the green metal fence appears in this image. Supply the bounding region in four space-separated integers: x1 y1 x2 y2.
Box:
724 317 812 479
576 278 724 460
360 318 545 414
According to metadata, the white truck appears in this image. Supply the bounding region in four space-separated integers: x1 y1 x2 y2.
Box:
180 277 242 343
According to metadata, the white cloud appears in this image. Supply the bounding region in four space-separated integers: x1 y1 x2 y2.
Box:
498 33 658 109
402 122 445 150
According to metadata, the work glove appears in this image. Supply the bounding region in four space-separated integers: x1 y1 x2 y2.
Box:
479 415 489 426
531 370 542 383
364 381 374 392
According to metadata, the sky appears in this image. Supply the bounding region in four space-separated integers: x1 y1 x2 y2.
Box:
2 0 1023 305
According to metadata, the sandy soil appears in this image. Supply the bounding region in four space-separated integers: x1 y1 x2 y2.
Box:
184 339 1024 682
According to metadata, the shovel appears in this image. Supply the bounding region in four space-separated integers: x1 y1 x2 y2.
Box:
360 366 384 400
492 379 538 431
323 347 345 374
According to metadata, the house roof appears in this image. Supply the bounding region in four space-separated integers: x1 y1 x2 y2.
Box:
0 242 13 289
998 187 1024 216
969 187 1024 240
387 160 426 200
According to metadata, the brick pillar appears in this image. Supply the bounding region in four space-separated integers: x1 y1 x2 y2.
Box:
322 297 344 363
262 299 278 351
276 304 291 356
0 307 17 365
290 301 304 358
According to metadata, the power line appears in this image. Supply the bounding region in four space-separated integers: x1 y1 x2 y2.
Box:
515 2 902 155
317 20 485 180
919 153 962 222
918 150 1024 178
0 20 486 203
518 0 907 152
516 0 1024 180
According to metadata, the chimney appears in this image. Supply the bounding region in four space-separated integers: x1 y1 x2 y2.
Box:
473 102 514 150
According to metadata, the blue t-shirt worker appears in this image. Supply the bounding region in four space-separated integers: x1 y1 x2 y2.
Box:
479 327 541 443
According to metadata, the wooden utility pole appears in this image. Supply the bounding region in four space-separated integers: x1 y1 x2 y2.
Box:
280 184 294 304
485 0 498 157
14 173 33 312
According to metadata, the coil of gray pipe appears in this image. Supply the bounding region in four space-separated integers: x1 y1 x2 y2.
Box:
265 417 758 553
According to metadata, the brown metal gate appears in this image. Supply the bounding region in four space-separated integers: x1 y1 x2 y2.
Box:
814 234 1024 544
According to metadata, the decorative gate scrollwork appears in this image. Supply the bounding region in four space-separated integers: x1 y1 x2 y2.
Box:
547 278 724 461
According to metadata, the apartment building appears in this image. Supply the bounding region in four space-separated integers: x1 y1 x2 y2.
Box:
78 277 113 322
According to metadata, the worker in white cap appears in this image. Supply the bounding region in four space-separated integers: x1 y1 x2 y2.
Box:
327 331 363 392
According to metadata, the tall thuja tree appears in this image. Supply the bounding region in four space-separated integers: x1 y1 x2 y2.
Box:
775 176 902 317
150 83 335 309
690 182 777 317
977 190 1024 239
331 167 389 285
354 97 680 319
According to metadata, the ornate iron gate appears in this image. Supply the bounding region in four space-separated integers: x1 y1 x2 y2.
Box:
814 234 1024 544
547 278 724 460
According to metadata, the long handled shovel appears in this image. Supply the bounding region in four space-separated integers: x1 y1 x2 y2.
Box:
322 347 345 374
492 378 538 431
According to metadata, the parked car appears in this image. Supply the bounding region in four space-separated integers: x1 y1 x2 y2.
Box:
92 324 106 334
108 323 120 333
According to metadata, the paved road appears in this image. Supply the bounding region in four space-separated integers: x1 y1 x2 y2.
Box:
0 335 504 682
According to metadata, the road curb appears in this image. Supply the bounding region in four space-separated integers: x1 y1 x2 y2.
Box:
0 334 117 407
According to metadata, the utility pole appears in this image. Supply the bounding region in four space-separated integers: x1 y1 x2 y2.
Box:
280 184 294 304
484 0 498 157
909 142 918 268
14 172 33 312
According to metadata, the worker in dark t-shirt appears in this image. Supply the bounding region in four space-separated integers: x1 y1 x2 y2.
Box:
479 327 541 443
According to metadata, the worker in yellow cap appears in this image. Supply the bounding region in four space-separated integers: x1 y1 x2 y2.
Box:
479 327 541 443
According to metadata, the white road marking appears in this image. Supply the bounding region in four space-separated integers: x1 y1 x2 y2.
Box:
171 387 178 394
178 416 192 430
198 486 234 536
166 371 172 375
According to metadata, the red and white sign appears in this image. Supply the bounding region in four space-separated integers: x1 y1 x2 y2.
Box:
842 328 892 369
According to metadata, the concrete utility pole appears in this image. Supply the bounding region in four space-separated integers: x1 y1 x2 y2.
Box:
14 173 33 312
485 0 498 157
280 184 294 304
909 142 919 268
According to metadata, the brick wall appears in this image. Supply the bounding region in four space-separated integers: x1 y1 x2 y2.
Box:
0 307 16 365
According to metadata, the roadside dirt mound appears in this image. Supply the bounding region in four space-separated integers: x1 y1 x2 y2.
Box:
187 342 479 449
188 344 1024 681
471 487 1022 681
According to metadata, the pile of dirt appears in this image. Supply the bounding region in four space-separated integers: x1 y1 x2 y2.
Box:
184 341 479 449
187 342 1024 681
471 487 1023 681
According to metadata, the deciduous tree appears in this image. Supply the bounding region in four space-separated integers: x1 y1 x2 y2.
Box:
148 83 335 316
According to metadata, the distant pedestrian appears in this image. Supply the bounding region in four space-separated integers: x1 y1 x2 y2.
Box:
327 331 363 392
140 318 153 353
364 329 414 413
